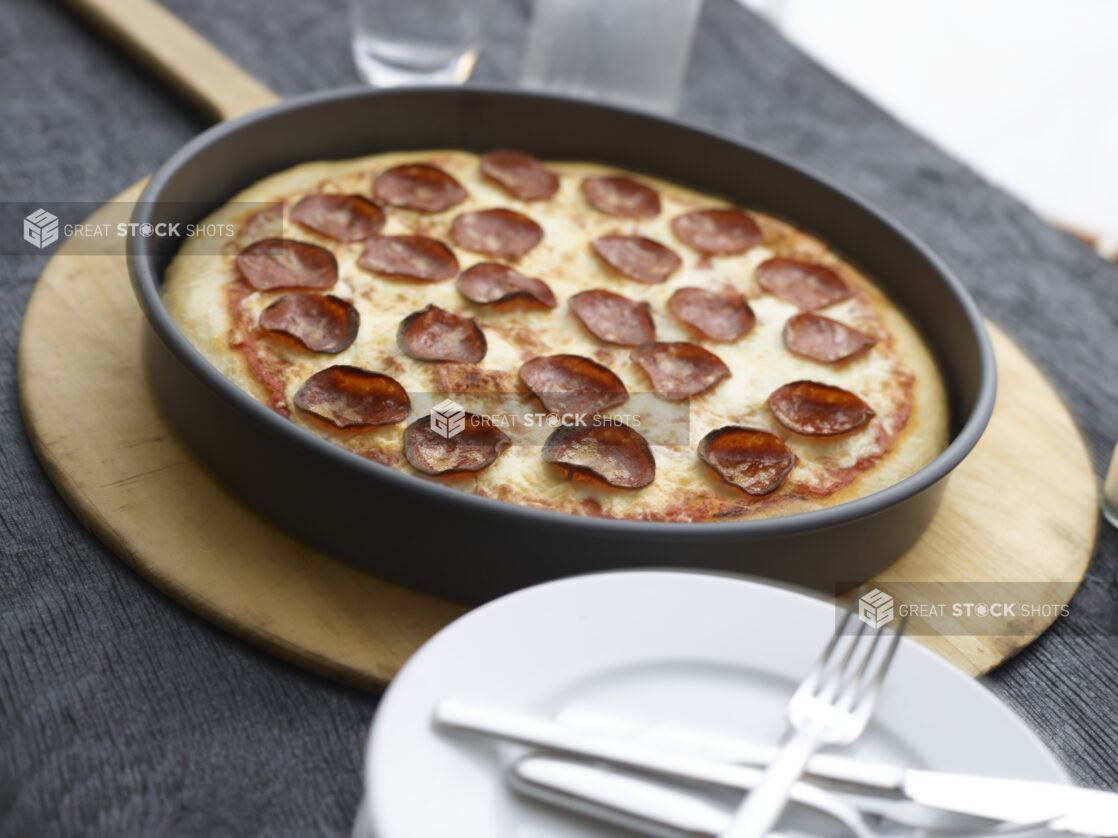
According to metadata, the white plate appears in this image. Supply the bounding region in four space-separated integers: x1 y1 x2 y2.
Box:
363 571 1068 838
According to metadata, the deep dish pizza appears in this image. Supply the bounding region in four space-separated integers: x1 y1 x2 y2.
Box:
163 149 948 522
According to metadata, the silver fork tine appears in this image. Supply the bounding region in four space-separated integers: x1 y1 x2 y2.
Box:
818 621 871 704
834 627 885 711
837 611 909 714
856 615 909 718
798 595 859 699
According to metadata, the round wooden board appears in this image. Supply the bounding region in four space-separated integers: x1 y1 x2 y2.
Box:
17 184 1099 687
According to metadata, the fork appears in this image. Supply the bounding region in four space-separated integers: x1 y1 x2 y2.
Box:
720 596 910 838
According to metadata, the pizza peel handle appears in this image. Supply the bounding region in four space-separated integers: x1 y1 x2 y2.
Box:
60 0 279 122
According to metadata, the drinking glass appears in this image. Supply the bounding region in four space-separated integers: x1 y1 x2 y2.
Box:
1104 442 1118 529
520 0 704 115
350 0 494 87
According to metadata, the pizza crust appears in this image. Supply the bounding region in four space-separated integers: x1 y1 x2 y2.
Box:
163 150 949 522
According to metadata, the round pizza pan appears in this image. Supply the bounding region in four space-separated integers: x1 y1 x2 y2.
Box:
128 87 996 603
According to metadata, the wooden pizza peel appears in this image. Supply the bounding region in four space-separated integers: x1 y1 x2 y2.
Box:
17 0 1099 688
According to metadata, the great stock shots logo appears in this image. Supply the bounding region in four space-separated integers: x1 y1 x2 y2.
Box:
430 399 466 439
23 208 59 249
858 588 895 629
2 201 256 256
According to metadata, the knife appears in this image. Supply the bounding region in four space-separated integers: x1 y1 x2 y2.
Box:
436 699 1115 836
556 706 1116 837
435 698 872 836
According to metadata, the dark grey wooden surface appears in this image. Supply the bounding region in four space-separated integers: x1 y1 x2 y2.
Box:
1 0 1116 835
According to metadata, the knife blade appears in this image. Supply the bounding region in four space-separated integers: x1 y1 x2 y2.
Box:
903 771 1116 836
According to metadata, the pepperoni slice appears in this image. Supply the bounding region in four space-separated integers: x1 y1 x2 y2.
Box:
569 290 655 346
236 239 337 291
671 209 761 255
698 426 796 496
259 294 359 354
290 194 385 242
783 312 876 363
404 413 510 476
480 149 560 201
668 287 756 342
591 235 681 284
767 380 875 436
294 366 410 428
357 235 459 282
755 258 851 310
397 305 486 363
519 354 628 416
630 342 731 401
457 263 557 309
451 209 543 260
544 421 655 489
373 163 467 213
581 176 660 218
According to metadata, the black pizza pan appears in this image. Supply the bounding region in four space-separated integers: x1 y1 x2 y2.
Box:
127 86 996 603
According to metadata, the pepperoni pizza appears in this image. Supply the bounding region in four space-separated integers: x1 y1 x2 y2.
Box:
162 150 948 522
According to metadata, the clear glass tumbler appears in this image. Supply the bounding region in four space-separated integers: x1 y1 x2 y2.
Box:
1103 442 1118 530
350 0 494 87
520 0 704 115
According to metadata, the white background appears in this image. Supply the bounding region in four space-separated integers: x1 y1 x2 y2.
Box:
742 0 1118 246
